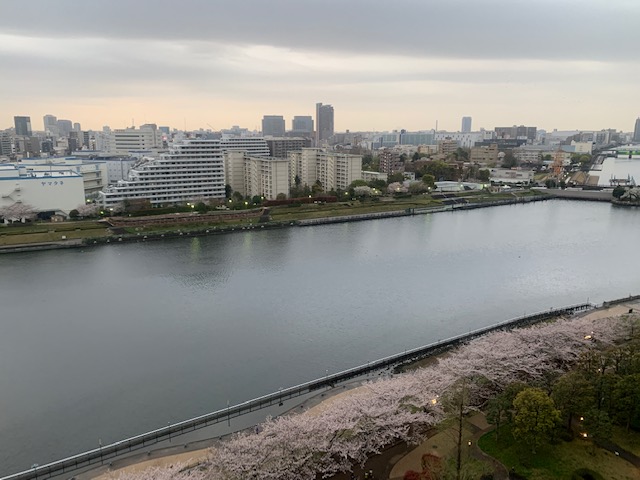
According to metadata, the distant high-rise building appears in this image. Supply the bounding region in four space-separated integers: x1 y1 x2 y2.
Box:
261 115 285 137
14 116 32 136
57 119 73 136
315 103 334 145
291 116 314 136
633 118 640 142
495 125 536 142
73 122 82 132
0 132 13 156
43 114 57 131
461 116 472 133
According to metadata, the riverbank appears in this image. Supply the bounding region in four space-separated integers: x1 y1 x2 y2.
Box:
0 192 549 254
77 299 639 480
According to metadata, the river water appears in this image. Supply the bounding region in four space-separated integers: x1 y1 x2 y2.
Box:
0 200 638 476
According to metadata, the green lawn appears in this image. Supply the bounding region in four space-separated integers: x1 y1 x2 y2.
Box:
478 425 639 480
611 426 640 457
0 192 545 246
0 221 109 245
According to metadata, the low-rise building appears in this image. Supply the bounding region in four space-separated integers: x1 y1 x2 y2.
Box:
20 157 108 198
0 164 84 215
489 168 534 185
361 171 388 183
470 144 498 165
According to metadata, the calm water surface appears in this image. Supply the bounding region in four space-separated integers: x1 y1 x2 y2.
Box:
0 200 638 475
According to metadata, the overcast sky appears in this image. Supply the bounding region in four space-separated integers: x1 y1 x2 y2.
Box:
1 0 639 133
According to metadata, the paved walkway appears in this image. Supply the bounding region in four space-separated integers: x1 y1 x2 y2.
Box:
388 413 508 480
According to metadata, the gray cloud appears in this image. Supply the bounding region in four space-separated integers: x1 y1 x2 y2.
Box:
1 0 639 61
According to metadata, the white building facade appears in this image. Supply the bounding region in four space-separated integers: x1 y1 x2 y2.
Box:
289 148 362 191
0 164 85 214
109 125 163 153
225 152 290 200
98 138 225 207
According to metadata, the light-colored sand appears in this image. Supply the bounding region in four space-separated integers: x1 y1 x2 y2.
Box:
580 304 635 322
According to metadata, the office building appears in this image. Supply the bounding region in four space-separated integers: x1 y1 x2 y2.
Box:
461 117 472 133
634 118 640 143
56 119 73 136
434 131 493 148
110 125 163 153
99 138 225 207
0 132 13 157
266 137 311 158
315 103 334 145
291 116 314 136
261 116 286 137
495 125 537 142
43 114 57 132
14 116 32 136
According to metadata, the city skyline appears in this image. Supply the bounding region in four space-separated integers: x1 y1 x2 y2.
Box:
1 0 639 132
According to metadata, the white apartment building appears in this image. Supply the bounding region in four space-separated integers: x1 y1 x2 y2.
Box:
245 156 290 200
288 148 320 187
220 136 270 157
0 164 85 214
289 148 362 191
98 138 225 207
224 152 289 200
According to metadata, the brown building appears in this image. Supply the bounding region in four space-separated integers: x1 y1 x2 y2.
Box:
470 144 498 165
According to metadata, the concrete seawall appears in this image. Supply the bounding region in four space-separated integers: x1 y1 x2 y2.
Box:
534 189 613 202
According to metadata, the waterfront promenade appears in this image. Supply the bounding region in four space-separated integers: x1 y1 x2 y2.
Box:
5 298 626 480
79 298 640 480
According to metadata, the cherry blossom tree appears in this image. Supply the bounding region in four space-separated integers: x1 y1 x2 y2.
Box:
115 313 636 480
76 203 100 217
0 202 37 223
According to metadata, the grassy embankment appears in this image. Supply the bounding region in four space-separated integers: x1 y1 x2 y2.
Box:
478 424 639 480
0 190 543 246
0 220 107 246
